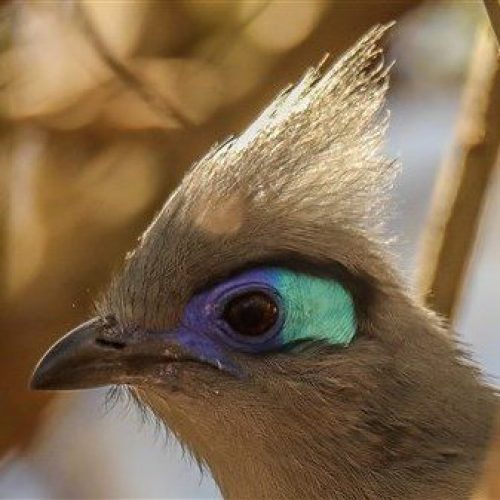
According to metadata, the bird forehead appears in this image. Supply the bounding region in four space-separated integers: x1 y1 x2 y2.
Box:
100 222 269 330
192 192 248 236
100 212 378 338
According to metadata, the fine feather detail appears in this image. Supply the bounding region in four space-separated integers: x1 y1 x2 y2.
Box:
98 23 400 330
140 23 398 247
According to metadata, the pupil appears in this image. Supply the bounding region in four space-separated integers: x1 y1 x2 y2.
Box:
223 292 278 337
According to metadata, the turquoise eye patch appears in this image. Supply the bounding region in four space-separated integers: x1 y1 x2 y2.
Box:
272 268 356 347
185 266 357 353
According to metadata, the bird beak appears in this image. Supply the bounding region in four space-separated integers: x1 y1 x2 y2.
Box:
31 316 238 391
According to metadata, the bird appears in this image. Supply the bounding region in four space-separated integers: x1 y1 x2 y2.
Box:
31 25 497 500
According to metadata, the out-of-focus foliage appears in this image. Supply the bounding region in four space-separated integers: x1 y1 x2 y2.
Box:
5 1 327 129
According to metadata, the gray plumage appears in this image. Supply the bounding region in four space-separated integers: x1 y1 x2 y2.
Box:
32 25 497 499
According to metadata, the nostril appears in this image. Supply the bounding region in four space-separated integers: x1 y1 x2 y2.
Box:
102 314 118 329
95 337 126 350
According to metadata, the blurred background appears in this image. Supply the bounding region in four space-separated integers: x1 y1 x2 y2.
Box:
0 0 498 498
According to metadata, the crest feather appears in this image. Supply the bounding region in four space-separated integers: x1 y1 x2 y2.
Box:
159 24 397 240
101 25 400 328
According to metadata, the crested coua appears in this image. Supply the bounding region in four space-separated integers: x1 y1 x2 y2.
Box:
31 26 497 499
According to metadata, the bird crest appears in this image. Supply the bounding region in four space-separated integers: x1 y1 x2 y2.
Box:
141 24 397 246
100 24 399 331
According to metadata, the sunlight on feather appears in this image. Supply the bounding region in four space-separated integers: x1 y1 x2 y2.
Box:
193 193 246 235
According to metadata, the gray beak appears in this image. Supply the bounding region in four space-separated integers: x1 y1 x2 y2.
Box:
30 317 184 391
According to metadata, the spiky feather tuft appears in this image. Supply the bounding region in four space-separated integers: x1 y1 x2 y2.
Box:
164 24 398 239
100 24 399 331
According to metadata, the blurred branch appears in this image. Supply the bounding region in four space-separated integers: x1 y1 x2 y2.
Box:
0 11 10 307
73 1 190 129
473 412 500 499
204 1 270 63
418 27 500 321
483 0 500 48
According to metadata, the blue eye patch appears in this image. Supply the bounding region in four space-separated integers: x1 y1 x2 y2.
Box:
181 266 357 354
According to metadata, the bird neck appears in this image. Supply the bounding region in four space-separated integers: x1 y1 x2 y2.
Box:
201 391 495 500
142 373 496 500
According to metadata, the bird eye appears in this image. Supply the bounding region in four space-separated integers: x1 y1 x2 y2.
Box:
223 291 278 337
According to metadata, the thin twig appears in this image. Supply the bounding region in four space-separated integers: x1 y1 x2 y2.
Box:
472 413 500 499
418 27 500 321
73 1 190 129
483 0 500 48
204 1 271 64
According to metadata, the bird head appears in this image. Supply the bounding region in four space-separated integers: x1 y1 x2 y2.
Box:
31 25 495 499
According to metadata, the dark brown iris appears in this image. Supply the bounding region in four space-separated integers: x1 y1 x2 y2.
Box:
223 292 278 337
